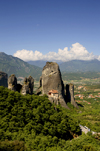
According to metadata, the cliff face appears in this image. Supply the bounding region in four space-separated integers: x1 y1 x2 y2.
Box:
21 76 34 95
8 74 17 91
0 71 8 87
66 84 79 109
42 62 62 95
42 62 69 109
8 75 34 95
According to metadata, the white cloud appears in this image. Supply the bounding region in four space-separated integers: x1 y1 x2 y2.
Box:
13 43 100 62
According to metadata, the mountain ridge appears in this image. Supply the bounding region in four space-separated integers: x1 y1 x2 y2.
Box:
0 52 100 81
28 59 100 72
0 52 42 80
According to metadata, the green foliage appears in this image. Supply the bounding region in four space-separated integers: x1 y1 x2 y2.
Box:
0 140 26 151
0 86 80 150
63 134 100 151
1 83 100 150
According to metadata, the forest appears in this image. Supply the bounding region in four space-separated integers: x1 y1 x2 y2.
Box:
0 85 100 151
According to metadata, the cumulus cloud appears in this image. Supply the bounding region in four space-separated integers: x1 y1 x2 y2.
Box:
13 43 100 62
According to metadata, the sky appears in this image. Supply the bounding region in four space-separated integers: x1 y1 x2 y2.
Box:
0 0 100 62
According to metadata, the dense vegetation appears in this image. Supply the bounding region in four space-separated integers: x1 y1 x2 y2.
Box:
0 86 80 151
1 84 100 150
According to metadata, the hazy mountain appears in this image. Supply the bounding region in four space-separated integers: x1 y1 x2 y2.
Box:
28 59 100 72
28 60 47 68
1 52 100 81
59 59 100 72
0 52 42 80
28 60 63 68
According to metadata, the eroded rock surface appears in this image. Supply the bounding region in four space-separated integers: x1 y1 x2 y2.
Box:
66 83 79 109
21 76 34 95
8 74 17 91
0 71 8 87
42 62 69 109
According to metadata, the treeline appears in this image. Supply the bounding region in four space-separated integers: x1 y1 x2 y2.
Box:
0 86 100 150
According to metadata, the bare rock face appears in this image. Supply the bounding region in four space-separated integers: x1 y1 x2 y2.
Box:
42 62 69 109
35 76 42 95
8 74 17 91
39 76 42 88
66 83 79 109
21 76 34 95
0 71 8 87
28 76 34 94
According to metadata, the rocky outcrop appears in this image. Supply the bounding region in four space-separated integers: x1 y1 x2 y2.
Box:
35 76 42 95
0 71 8 87
42 62 69 109
39 76 42 88
8 74 34 95
21 76 34 95
8 74 17 91
66 83 79 108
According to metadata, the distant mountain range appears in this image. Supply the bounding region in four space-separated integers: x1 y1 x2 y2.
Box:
28 60 47 68
0 52 100 81
59 59 100 72
0 52 42 80
28 59 100 72
28 60 62 68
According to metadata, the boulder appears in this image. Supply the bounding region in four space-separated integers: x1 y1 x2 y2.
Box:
42 62 69 109
8 74 17 91
0 71 8 87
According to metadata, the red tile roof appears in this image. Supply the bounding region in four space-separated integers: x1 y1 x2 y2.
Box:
48 89 58 94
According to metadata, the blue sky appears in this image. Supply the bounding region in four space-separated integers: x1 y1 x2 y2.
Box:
0 0 100 61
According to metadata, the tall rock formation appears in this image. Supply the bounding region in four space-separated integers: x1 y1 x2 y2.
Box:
21 76 34 95
0 71 8 87
8 74 17 91
39 76 42 88
35 76 42 95
66 83 79 109
42 62 69 109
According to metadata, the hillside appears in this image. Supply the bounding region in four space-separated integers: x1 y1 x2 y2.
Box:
0 52 42 80
28 60 47 68
59 59 100 72
28 59 100 73
0 86 81 151
1 52 100 81
1 83 100 150
28 60 62 68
